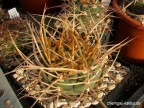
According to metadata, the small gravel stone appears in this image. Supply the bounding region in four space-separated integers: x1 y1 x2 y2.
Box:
83 100 91 108
142 21 144 25
104 56 108 60
109 79 115 83
43 104 47 108
84 102 91 108
13 73 19 79
69 101 80 108
111 66 115 70
104 65 109 68
22 84 26 88
79 106 85 108
56 99 68 107
115 62 121 68
91 100 99 105
116 74 123 82
57 101 68 107
17 76 24 81
103 78 109 82
16 69 24 75
97 91 105 98
108 84 116 91
98 83 107 90
104 73 109 77
48 102 54 108
88 97 92 101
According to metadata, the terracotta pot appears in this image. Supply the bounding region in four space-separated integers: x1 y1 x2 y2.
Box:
19 0 63 14
113 0 144 65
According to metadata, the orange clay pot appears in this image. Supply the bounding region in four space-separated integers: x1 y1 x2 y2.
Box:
113 0 144 65
19 0 63 14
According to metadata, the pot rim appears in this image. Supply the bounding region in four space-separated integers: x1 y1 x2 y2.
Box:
113 0 144 30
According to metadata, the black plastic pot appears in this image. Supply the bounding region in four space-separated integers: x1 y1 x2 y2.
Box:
94 64 144 108
121 84 144 108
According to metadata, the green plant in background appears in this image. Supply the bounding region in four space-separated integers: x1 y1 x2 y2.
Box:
0 8 31 69
70 0 105 24
60 0 110 39
11 1 125 108
120 0 144 24
0 8 9 24
130 0 144 15
0 20 30 56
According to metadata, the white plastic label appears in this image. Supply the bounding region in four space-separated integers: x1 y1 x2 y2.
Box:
8 8 20 19
102 0 111 6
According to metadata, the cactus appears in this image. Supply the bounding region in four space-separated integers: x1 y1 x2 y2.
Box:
58 0 112 45
128 0 144 14
0 8 31 69
11 1 125 107
120 0 144 24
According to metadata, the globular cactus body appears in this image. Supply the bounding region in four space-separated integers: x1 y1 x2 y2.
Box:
11 0 123 107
